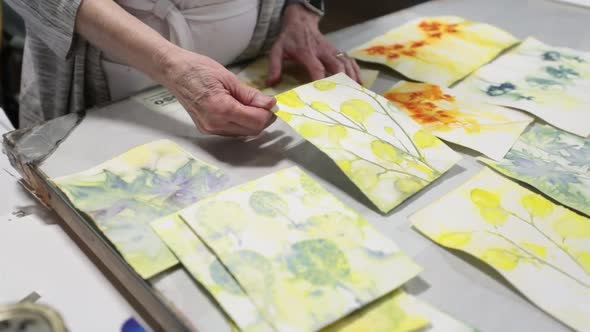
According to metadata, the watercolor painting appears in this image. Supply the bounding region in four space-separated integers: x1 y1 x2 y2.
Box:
151 214 274 332
153 214 473 332
384 81 533 160
237 57 379 95
52 140 228 279
180 167 422 332
411 168 590 331
348 16 518 86
274 73 461 213
480 123 590 216
455 37 590 137
322 289 475 332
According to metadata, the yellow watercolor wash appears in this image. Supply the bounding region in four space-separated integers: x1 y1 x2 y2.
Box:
237 57 380 95
180 167 422 332
384 81 532 160
151 214 273 332
521 194 554 218
521 242 548 259
435 232 472 249
274 73 461 213
321 291 428 332
411 168 590 331
349 16 518 86
480 248 520 271
52 140 227 279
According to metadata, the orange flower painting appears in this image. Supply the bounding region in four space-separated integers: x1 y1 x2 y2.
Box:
349 17 518 86
384 81 532 160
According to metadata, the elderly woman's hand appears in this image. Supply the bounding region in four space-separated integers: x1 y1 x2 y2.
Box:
156 46 276 136
267 3 361 85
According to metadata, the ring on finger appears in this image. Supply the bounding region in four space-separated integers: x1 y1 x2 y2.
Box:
335 51 347 59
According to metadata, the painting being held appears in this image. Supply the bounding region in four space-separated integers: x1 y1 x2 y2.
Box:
274 73 461 213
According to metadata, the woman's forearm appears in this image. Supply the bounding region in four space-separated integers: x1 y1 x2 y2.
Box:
75 0 178 81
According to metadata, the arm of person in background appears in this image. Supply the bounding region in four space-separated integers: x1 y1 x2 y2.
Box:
267 1 361 86
6 0 275 137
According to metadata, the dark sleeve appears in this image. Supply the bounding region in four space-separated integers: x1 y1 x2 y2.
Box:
285 0 325 15
4 0 83 58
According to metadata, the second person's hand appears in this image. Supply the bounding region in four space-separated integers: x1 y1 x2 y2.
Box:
267 3 361 86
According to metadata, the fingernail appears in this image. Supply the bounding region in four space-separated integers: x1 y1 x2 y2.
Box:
252 93 275 109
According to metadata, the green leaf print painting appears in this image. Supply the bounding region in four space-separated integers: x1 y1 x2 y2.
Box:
480 124 590 216
180 167 422 332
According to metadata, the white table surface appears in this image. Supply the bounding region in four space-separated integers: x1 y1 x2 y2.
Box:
3 0 589 331
0 112 143 331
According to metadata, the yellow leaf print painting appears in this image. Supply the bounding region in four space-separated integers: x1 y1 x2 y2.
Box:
384 81 532 160
180 167 422 332
274 73 461 213
237 57 379 95
52 140 228 279
349 16 518 86
411 168 590 331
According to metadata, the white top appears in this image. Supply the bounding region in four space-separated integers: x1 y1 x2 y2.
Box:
103 0 259 100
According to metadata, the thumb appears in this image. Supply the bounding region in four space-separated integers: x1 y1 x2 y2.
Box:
229 77 277 110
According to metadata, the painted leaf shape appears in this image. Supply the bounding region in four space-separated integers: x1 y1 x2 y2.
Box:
479 207 509 225
340 99 374 123
299 122 328 139
277 90 305 108
575 252 590 275
480 248 519 271
194 200 246 235
412 130 439 149
276 110 293 122
328 125 349 143
209 259 243 294
336 160 352 174
286 239 350 286
249 190 289 218
384 126 395 135
313 79 337 91
395 178 423 194
521 194 554 218
436 232 472 249
553 213 590 238
520 241 547 258
310 101 333 112
407 161 434 178
224 250 274 294
351 168 378 190
470 188 501 208
371 141 402 163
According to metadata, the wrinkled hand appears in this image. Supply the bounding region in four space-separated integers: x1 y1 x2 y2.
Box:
267 4 361 85
156 46 276 136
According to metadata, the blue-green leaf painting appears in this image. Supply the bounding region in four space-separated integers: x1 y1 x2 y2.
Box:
455 37 590 137
52 140 228 278
480 124 590 216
